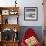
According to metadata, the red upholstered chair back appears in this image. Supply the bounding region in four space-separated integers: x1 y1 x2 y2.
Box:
21 28 41 46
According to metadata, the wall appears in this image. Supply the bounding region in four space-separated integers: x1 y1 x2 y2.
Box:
0 0 44 26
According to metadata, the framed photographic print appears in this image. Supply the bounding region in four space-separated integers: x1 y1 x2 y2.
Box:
24 7 38 21
2 10 9 15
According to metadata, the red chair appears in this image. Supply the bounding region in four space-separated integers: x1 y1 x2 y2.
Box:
21 28 41 46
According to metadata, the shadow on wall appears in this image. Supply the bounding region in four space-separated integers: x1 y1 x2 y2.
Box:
18 26 43 44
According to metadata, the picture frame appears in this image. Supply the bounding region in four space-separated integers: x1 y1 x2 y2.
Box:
2 10 9 15
24 7 38 21
9 10 17 15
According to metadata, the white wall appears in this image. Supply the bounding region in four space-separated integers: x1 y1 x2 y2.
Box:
0 0 44 26
17 0 44 26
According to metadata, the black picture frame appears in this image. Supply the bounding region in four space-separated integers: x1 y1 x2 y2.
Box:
24 7 38 21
